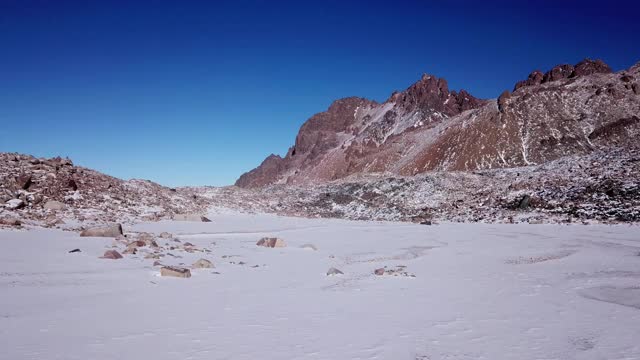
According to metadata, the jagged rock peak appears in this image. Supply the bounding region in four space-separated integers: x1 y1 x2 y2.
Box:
389 73 483 116
514 58 612 91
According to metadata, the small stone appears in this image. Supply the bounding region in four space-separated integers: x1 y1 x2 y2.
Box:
101 250 123 259
160 266 191 278
374 268 385 276
68 248 81 253
158 232 173 239
192 258 214 269
326 267 344 276
256 237 286 248
80 224 123 238
173 214 211 222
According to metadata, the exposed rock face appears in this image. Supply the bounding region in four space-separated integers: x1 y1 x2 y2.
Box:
236 59 639 188
80 224 123 238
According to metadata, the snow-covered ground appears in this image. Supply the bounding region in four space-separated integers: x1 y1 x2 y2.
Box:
2 213 640 360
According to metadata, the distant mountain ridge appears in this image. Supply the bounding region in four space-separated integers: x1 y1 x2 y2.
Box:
236 59 640 188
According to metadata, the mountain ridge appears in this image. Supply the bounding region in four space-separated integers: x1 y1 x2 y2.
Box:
236 58 640 188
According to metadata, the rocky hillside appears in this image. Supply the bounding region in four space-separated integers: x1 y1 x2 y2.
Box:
236 59 640 188
0 153 211 228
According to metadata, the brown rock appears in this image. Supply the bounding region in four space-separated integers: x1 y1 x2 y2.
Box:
256 237 286 248
101 250 123 259
374 268 385 276
543 64 574 82
572 58 612 77
16 174 32 190
160 266 191 278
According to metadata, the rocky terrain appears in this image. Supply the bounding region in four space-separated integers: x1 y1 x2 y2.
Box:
196 146 640 224
2 59 639 228
236 59 640 188
0 153 211 229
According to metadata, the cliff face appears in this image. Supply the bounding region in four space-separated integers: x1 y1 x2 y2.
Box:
237 59 640 188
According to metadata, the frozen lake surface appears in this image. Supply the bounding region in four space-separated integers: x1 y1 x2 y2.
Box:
2 214 640 360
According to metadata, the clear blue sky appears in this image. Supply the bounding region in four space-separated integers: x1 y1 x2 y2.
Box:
1 0 638 186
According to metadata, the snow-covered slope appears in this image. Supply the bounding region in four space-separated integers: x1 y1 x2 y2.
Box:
2 214 640 359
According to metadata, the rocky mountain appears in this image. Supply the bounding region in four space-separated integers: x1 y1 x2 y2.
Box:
236 59 640 188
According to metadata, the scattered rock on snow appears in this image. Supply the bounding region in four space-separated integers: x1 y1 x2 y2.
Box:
158 232 173 239
160 266 191 278
301 243 318 251
192 258 214 269
68 248 81 253
256 237 286 248
326 267 344 276
173 214 211 222
374 268 385 276
80 224 123 238
101 250 123 259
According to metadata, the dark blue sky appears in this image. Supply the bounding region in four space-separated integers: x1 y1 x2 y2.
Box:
1 0 638 186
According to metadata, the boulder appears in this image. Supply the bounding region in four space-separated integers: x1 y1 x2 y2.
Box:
101 250 123 259
192 258 214 269
158 232 173 239
5 199 25 210
43 200 66 211
16 174 32 190
160 266 191 278
173 214 212 222
0 218 21 226
374 268 385 276
326 267 344 276
123 247 137 255
256 237 286 248
80 224 123 238
518 195 531 210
